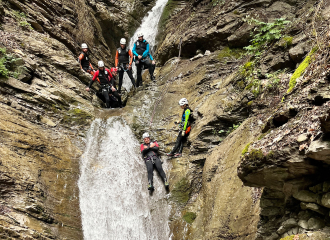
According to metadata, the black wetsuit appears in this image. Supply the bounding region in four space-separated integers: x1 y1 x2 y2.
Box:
141 141 167 186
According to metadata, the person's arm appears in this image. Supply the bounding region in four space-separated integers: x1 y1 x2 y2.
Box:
149 141 159 152
89 62 94 70
128 50 133 65
148 52 154 61
88 71 98 88
182 109 191 131
78 53 84 69
141 144 151 156
142 43 149 59
115 50 119 67
132 43 138 57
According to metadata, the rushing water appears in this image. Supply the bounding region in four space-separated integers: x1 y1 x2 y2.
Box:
122 0 169 91
78 118 170 240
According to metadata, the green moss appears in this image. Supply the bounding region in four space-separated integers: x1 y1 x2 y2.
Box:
287 46 318 93
61 108 93 126
245 82 253 90
241 61 254 77
248 149 264 161
183 212 196 224
156 0 178 43
217 47 245 61
242 143 251 155
247 101 253 106
280 235 295 240
280 36 293 48
237 80 245 89
170 177 191 205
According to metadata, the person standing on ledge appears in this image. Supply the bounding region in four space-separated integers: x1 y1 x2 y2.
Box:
115 38 136 93
140 132 169 191
167 98 193 158
132 33 155 87
78 43 94 75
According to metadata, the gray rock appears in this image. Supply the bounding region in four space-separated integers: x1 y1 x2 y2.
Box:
260 207 282 216
300 202 327 215
298 210 313 220
196 49 203 55
307 139 330 162
309 183 323 193
323 181 330 192
298 220 309 229
307 217 325 230
297 133 308 143
293 190 319 203
289 42 310 63
265 232 279 240
190 54 204 61
204 50 211 56
40 116 56 127
277 218 298 234
321 192 330 208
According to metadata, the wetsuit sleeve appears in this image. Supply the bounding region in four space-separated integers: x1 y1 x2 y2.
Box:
183 109 191 131
90 62 94 70
88 71 99 88
128 50 133 65
132 43 138 57
140 144 144 152
115 50 119 67
148 52 154 61
142 43 149 59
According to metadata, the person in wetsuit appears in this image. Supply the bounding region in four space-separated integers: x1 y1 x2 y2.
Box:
115 38 136 93
85 61 122 108
132 33 156 87
78 43 94 75
140 132 169 191
167 98 193 158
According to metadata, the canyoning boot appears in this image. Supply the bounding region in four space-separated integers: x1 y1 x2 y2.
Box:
150 75 155 81
174 153 182 158
164 179 169 188
148 184 154 191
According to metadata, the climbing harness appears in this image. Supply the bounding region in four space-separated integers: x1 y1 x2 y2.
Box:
149 37 183 127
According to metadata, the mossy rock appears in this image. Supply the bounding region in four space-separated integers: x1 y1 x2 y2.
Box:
170 177 191 205
182 212 196 224
241 143 251 155
287 46 318 93
61 108 93 126
217 47 245 62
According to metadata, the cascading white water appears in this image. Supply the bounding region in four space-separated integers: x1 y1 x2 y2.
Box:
122 0 169 91
78 118 170 240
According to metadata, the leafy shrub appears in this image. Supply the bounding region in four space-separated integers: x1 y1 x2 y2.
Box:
244 18 291 56
0 47 25 79
11 10 33 30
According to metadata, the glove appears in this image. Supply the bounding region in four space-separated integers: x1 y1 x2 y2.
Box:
181 131 185 137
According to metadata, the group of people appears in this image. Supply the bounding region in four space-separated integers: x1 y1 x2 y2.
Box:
140 98 193 191
79 34 194 191
79 33 156 108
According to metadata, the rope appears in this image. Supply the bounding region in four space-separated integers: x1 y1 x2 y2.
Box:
149 37 183 127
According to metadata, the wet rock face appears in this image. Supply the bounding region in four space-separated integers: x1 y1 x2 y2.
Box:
0 0 155 239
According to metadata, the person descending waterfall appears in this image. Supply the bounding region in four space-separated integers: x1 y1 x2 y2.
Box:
110 67 118 89
85 61 122 108
141 133 169 191
132 33 156 87
78 43 94 75
115 38 136 93
167 98 193 158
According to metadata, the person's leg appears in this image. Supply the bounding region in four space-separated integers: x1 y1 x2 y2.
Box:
112 90 122 107
145 160 154 188
154 157 167 182
118 70 124 92
147 61 155 79
102 88 111 108
167 131 183 155
126 69 136 87
136 62 142 87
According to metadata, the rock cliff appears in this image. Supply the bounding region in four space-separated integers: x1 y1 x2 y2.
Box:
0 0 155 238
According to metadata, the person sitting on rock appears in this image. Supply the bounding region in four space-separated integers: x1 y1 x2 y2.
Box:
85 61 122 108
167 98 193 158
115 38 136 93
141 132 169 191
132 33 156 87
78 43 94 75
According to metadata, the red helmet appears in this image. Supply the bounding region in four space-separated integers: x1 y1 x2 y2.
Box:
111 67 117 73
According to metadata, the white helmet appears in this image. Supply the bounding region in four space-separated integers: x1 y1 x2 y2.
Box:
179 98 188 106
120 38 126 45
142 132 150 139
81 43 88 49
137 32 143 37
98 61 105 68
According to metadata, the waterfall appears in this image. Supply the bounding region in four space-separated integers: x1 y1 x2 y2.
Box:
122 0 169 91
78 118 170 240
